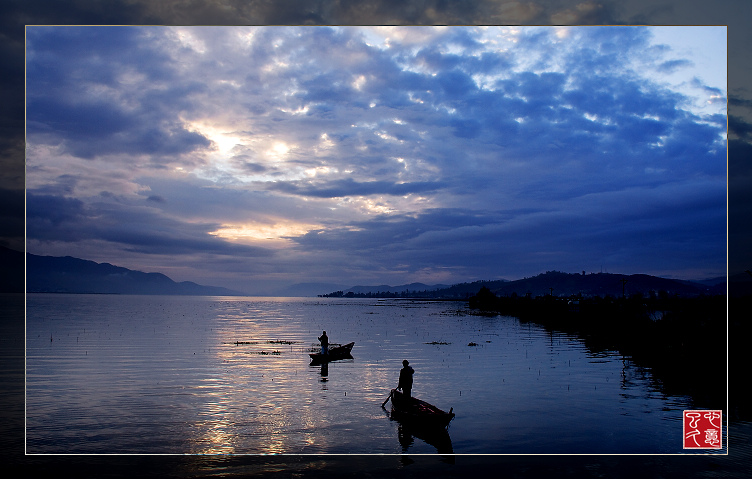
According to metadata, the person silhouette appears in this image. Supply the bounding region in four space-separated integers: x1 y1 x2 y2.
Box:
318 331 329 355
398 360 414 397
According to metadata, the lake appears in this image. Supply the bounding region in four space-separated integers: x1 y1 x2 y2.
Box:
25 294 724 455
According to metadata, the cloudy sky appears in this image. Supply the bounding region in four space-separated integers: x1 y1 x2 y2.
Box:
25 25 726 294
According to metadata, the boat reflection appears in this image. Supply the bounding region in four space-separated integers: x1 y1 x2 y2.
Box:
397 421 454 455
383 406 454 455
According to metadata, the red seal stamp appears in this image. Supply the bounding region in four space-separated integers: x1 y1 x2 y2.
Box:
683 410 723 449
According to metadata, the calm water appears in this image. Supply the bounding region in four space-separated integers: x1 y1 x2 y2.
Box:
25 294 722 455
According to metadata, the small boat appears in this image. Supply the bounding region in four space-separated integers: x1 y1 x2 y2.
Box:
309 342 355 364
386 388 455 429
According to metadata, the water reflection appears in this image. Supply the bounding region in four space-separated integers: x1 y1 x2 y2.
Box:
396 422 454 455
381 402 454 455
26 295 704 454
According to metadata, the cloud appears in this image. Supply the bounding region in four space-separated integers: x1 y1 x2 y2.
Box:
267 178 446 198
21 24 728 288
25 190 273 257
26 27 213 161
657 58 694 74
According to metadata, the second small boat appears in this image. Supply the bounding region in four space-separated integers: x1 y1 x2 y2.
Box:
309 341 355 364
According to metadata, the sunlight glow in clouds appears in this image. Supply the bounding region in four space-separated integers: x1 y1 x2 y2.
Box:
209 221 321 245
268 142 292 159
187 122 240 156
24 26 727 293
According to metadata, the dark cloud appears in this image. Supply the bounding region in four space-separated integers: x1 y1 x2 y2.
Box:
27 98 213 159
26 27 212 160
25 193 87 241
286 174 726 280
26 190 271 258
292 207 502 256
267 178 447 198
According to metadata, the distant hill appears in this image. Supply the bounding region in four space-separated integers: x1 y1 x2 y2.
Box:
322 271 726 299
13 247 245 296
478 271 725 298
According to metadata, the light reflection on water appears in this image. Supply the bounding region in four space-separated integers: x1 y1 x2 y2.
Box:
25 294 718 455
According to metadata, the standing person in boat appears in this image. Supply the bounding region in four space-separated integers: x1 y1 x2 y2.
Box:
398 360 414 397
318 331 329 355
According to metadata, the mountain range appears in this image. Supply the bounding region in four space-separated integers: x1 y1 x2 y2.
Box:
321 271 728 299
2 246 739 297
2 247 244 296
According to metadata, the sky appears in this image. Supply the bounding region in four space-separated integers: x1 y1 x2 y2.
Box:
24 25 727 294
